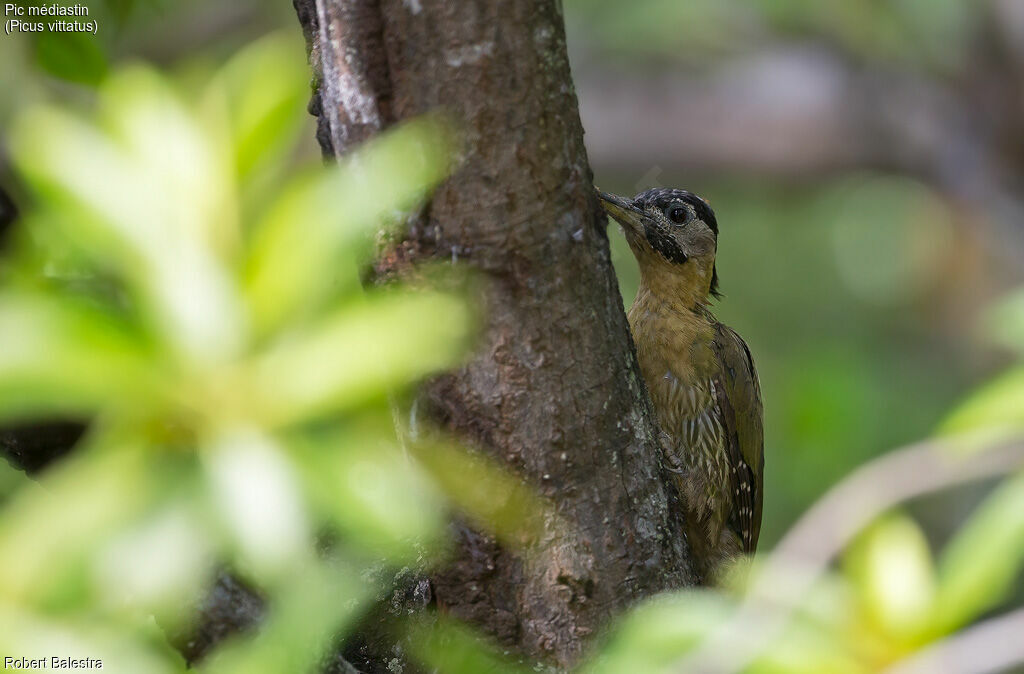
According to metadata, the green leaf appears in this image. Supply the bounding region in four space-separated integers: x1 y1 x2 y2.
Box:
843 514 935 640
201 557 371 674
587 586 861 674
206 33 309 186
931 471 1024 634
248 290 472 427
294 429 446 562
0 446 158 610
0 603 186 674
93 502 213 632
33 32 107 86
411 440 543 547
9 92 244 363
984 286 1024 357
747 619 863 674
939 367 1024 442
0 293 158 421
409 616 533 674
584 592 730 674
203 430 311 582
244 117 455 334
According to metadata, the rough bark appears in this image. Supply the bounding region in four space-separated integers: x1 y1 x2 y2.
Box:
295 0 392 156
300 0 694 667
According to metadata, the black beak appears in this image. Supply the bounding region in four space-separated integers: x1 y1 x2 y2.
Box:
597 190 645 235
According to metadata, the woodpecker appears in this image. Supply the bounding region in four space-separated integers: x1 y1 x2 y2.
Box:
598 187 764 582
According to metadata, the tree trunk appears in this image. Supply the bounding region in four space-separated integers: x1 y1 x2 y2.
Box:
297 0 694 667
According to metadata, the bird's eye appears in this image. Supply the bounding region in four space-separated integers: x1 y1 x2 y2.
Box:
666 205 690 225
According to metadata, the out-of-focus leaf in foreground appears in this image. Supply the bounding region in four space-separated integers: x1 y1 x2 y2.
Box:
201 558 370 674
0 294 158 421
410 439 545 547
584 592 731 674
205 34 310 190
940 283 1024 444
0 603 186 674
931 471 1024 634
291 422 448 563
844 514 935 642
409 616 533 674
0 34 492 672
243 117 455 336
33 31 108 86
939 367 1024 442
983 286 1024 359
585 589 860 674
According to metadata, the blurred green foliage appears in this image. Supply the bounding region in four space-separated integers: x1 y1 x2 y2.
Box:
0 34 536 673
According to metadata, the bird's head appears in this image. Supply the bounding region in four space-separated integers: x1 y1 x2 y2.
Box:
598 187 720 304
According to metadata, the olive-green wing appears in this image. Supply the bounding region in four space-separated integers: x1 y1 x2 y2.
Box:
712 323 764 553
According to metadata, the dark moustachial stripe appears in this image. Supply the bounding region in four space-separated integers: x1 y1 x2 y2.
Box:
644 224 688 264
